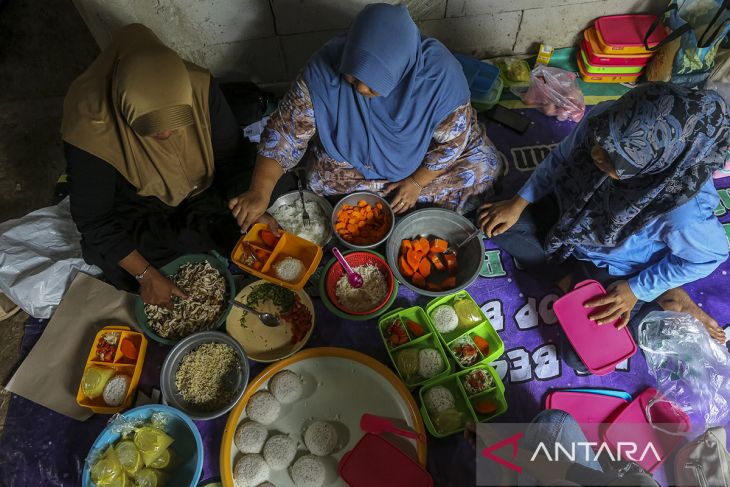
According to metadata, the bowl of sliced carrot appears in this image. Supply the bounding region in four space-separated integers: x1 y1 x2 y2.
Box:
387 208 485 297
332 192 394 250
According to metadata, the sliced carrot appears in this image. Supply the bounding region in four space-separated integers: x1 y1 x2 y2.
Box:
260 229 279 249
444 253 458 275
406 249 423 270
441 276 457 289
430 238 448 253
252 261 263 271
473 335 490 354
406 320 426 337
428 252 446 271
399 255 414 277
427 282 442 291
358 199 367 207
417 237 430 254
418 258 431 278
401 240 412 253
412 272 426 288
475 400 498 415
120 339 138 360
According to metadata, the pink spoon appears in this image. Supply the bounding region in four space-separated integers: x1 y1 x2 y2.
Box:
360 413 425 442
332 247 363 288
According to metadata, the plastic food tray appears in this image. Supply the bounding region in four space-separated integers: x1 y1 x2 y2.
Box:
582 28 652 66
594 15 666 53
545 390 628 444
454 53 504 111
76 325 148 414
553 280 637 375
231 223 323 291
418 364 506 438
579 49 645 74
425 290 504 370
378 307 452 389
577 54 643 84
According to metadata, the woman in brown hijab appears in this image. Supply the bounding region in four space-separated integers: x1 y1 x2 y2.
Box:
62 24 277 306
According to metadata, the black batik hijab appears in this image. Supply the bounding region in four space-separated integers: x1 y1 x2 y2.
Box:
544 82 729 261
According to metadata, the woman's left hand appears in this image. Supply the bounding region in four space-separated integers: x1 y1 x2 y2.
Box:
584 280 638 329
384 178 421 214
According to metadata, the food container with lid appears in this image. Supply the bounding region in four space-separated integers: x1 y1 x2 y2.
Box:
418 364 506 438
454 53 503 111
545 390 629 444
553 280 637 375
578 49 645 74
76 325 148 414
425 290 504 369
594 14 667 54
582 28 652 66
577 54 643 83
231 223 323 291
378 307 451 389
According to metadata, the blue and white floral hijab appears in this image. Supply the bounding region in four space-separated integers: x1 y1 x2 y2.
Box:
545 83 729 261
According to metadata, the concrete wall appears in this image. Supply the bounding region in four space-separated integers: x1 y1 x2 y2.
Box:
71 0 665 86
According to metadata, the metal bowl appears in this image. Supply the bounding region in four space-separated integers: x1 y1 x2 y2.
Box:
331 191 395 250
386 208 485 297
161 331 250 421
268 190 333 247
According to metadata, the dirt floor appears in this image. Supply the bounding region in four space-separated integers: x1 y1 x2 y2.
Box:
0 0 98 432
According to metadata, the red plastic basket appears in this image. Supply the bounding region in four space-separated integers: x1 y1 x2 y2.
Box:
325 251 395 316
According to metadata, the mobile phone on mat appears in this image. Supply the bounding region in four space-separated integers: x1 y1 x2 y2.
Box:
485 105 531 134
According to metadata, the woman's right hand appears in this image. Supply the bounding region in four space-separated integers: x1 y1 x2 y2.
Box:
228 189 270 232
139 268 188 308
478 195 529 238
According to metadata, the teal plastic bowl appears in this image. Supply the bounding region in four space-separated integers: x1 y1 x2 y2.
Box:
134 253 235 345
81 404 203 487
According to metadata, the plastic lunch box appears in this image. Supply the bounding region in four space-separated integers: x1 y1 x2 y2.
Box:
594 14 667 54
545 390 629 444
577 54 643 84
582 28 652 66
76 325 148 414
425 290 504 371
230 223 323 291
578 49 645 74
553 280 637 374
378 306 452 389
419 364 507 438
453 53 504 111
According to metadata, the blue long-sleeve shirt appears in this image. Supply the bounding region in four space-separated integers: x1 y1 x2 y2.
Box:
518 104 728 302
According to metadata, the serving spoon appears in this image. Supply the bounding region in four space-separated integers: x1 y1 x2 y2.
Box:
332 247 363 288
229 299 280 327
445 229 482 256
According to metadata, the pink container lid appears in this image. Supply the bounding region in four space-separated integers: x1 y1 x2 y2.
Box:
545 391 629 444
553 280 637 375
603 388 690 472
338 433 433 487
595 14 667 48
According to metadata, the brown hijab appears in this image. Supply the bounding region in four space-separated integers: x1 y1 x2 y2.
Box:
61 23 215 207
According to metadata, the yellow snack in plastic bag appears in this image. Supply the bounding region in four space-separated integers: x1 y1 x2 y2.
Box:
90 447 124 486
115 440 143 475
453 296 482 327
134 427 174 467
147 448 171 469
135 468 167 487
82 366 115 399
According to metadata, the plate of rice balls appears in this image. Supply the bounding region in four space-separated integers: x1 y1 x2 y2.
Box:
220 347 427 487
226 280 315 362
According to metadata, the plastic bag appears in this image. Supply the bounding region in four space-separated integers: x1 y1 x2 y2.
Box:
638 311 730 432
0 197 101 318
513 65 585 122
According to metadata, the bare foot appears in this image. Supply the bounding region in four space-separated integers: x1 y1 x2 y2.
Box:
657 288 727 343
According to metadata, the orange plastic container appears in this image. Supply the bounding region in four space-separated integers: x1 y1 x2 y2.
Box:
583 28 652 65
76 325 148 414
577 54 642 83
231 223 323 291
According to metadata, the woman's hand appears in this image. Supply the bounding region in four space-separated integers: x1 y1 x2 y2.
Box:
584 280 638 329
384 177 421 214
139 268 188 309
229 189 270 232
478 196 529 238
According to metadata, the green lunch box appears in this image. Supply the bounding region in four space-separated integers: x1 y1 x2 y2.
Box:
425 290 505 370
419 364 507 438
378 307 452 389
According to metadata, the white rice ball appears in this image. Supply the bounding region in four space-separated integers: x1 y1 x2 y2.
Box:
290 454 326 487
235 420 268 454
274 257 305 283
424 386 456 414
431 305 459 333
269 370 304 405
246 391 281 425
304 421 337 456
102 375 130 407
234 454 270 487
418 348 444 379
262 434 298 470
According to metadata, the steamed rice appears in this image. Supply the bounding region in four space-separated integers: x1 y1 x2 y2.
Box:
271 199 328 246
335 264 388 313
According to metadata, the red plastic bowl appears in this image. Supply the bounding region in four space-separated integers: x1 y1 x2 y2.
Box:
325 251 395 316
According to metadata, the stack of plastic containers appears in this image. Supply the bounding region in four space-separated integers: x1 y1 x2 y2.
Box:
578 14 666 83
453 53 503 111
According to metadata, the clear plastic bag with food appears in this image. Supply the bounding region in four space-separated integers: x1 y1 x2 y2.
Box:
638 311 730 432
513 65 585 122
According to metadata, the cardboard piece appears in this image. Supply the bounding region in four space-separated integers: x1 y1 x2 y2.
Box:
6 273 137 420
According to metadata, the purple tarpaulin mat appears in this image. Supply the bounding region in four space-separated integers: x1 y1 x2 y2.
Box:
0 108 728 487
